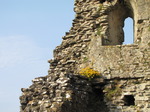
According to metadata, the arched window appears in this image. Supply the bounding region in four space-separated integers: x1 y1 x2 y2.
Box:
102 1 134 45
123 17 134 44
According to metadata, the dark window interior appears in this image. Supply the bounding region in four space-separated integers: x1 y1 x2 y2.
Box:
124 95 135 106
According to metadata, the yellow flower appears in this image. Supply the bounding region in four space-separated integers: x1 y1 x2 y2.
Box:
79 67 100 79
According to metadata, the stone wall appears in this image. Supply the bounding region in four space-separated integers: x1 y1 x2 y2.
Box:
20 73 110 112
20 0 150 112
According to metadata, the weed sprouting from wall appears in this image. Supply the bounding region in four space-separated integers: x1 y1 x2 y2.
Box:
97 25 103 36
104 81 122 101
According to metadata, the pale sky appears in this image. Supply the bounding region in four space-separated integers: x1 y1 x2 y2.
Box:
0 0 133 112
0 1 74 112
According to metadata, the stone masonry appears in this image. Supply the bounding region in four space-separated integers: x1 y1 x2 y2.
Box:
20 0 150 112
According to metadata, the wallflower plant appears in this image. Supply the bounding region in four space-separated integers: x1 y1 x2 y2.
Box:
79 67 101 80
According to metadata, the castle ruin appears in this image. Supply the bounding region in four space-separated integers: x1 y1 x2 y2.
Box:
20 0 150 112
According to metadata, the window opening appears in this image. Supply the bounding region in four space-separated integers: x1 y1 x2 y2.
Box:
123 17 134 44
123 95 135 106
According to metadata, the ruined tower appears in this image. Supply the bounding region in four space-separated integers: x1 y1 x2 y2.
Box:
20 0 150 112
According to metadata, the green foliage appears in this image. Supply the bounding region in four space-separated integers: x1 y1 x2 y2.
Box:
104 83 122 101
148 42 150 47
98 4 103 12
131 105 137 108
99 4 103 10
148 26 150 31
79 67 101 80
97 26 102 36
83 57 88 63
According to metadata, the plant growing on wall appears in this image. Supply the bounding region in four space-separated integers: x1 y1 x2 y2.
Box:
83 57 88 63
97 4 103 12
104 81 122 101
148 26 150 31
96 25 103 36
79 67 101 80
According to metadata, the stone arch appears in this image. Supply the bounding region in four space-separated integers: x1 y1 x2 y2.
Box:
103 0 135 45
